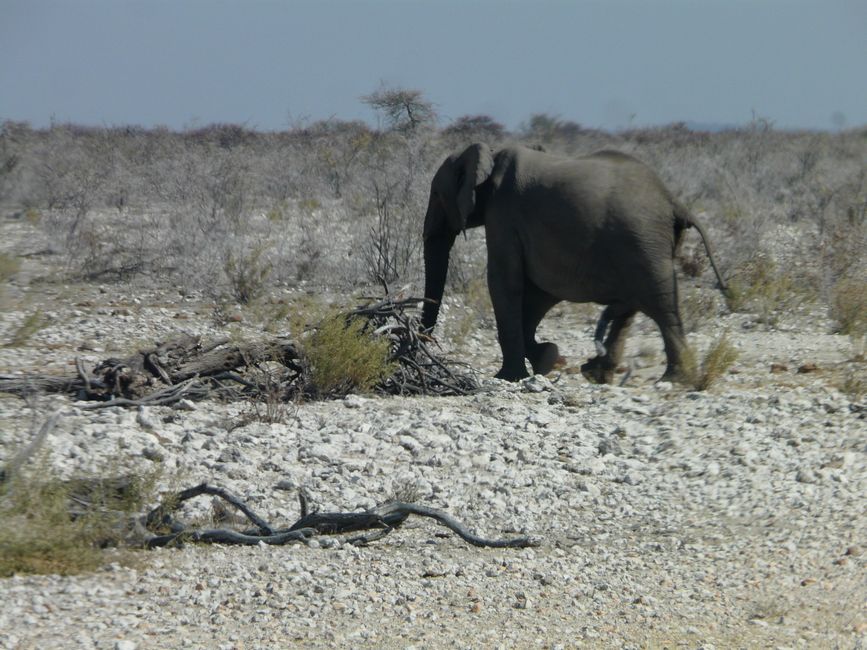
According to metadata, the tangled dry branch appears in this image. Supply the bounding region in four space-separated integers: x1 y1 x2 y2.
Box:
0 296 478 406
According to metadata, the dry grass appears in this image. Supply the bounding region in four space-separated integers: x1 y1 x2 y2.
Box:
684 332 739 391
0 462 156 577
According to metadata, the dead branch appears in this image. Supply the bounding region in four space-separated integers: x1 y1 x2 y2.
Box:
138 482 540 549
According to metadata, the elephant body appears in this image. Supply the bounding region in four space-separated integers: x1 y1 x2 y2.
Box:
422 143 726 383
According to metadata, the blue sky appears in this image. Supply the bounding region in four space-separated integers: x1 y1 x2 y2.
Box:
1 0 865 131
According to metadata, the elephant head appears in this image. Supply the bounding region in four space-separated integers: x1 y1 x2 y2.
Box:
421 143 494 331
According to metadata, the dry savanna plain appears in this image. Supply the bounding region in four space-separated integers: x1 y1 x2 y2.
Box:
0 116 865 648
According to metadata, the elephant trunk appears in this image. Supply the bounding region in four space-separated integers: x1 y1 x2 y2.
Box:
421 231 457 331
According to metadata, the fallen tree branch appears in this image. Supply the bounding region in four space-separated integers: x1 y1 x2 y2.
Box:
138 482 539 549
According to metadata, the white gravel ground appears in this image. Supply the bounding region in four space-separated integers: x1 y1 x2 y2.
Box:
1 220 865 649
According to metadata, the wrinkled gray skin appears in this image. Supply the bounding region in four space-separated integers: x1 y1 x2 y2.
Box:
421 143 727 383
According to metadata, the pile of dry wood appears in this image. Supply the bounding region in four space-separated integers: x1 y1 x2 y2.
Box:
0 295 478 407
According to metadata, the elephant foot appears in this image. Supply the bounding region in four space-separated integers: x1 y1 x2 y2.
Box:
529 342 566 376
661 364 694 385
494 365 530 382
580 355 616 385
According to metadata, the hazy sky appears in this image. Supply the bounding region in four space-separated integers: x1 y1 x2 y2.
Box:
1 0 865 131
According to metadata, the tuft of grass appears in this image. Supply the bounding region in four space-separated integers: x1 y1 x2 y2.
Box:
829 277 867 337
265 202 287 222
5 309 47 347
0 464 156 577
299 197 321 213
685 332 739 391
302 312 395 398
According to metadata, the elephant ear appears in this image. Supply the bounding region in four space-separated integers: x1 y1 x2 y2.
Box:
453 143 494 230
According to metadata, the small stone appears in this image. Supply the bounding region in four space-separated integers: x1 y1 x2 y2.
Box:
175 399 197 411
598 437 622 457
142 446 164 462
217 448 243 463
343 394 365 408
115 641 137 650
137 407 158 430
770 362 788 373
275 479 296 491
796 469 816 484
797 362 818 374
522 375 552 393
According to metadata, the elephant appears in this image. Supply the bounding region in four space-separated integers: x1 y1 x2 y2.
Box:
420 143 728 383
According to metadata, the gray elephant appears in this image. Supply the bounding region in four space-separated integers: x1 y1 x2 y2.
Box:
421 143 727 383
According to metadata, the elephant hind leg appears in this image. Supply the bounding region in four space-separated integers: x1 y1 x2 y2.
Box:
645 297 692 383
522 284 562 375
581 306 636 384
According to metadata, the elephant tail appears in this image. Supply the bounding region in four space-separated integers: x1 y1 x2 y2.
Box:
676 207 729 294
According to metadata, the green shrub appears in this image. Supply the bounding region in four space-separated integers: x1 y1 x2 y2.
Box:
303 313 395 397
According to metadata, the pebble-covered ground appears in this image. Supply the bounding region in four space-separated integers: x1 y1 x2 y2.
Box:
1 219 865 649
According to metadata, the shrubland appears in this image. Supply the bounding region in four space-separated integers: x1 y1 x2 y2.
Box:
1 91 865 350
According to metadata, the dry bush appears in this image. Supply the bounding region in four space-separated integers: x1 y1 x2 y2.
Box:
223 244 273 305
726 255 815 323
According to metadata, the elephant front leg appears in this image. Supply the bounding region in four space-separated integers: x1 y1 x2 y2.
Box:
492 312 529 381
488 253 529 381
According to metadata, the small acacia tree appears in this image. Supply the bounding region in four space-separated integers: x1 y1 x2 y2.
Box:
361 85 436 134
